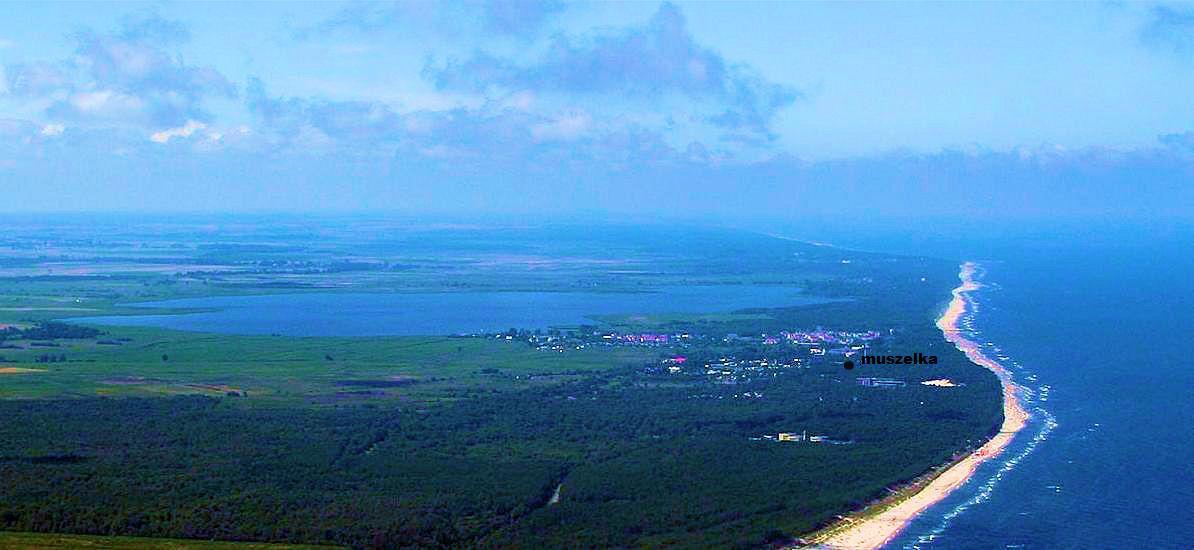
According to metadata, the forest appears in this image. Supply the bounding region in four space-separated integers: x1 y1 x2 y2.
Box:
0 338 1000 548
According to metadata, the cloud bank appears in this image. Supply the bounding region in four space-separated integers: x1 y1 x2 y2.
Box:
425 3 799 142
5 15 235 132
0 2 1190 223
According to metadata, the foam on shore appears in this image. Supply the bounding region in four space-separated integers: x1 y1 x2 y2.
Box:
810 262 1029 549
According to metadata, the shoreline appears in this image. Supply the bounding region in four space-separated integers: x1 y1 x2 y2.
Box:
808 261 1029 549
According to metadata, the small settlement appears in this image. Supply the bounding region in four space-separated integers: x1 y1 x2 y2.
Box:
472 326 923 446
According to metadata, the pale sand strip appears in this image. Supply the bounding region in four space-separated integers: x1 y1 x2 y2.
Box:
809 262 1029 549
0 367 47 374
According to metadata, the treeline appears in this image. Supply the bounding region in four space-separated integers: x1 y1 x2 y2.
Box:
32 354 68 363
0 322 101 341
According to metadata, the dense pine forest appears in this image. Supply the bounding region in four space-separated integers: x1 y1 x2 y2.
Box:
0 343 1000 548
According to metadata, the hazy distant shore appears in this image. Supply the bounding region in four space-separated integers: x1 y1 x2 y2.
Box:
808 261 1029 549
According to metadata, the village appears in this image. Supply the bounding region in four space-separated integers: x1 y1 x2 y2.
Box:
477 326 887 354
474 325 905 388
477 325 919 447
471 325 955 447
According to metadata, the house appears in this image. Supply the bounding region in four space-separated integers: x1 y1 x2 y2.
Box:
857 377 906 388
777 431 808 442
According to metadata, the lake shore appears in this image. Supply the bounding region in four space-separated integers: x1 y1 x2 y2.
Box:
807 261 1029 549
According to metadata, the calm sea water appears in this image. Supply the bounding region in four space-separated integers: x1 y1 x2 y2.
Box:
75 285 822 336
881 239 1194 548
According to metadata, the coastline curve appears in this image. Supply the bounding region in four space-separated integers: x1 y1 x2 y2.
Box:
807 261 1030 549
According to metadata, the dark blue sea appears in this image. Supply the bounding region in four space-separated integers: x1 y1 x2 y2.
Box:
778 220 1194 548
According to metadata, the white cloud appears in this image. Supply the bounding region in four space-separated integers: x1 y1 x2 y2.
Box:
503 90 536 111
150 120 206 143
40 124 65 137
4 16 234 128
531 111 591 141
69 90 144 117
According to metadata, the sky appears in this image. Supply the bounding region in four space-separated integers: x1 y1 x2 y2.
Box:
1 1 1192 221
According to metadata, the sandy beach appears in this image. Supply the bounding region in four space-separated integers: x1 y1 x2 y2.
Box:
810 262 1029 549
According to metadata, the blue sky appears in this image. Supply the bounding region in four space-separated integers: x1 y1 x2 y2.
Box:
1 1 1192 220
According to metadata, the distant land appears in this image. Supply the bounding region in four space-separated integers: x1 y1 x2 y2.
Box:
0 217 1004 548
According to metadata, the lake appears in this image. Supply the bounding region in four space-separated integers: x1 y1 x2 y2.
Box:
74 285 824 336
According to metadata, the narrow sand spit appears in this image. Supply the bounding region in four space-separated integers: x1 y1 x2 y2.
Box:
810 262 1028 549
0 367 47 374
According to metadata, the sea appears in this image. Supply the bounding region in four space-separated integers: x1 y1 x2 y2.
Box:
781 219 1194 549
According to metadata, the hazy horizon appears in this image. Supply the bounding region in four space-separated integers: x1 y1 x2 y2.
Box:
3 1 1194 220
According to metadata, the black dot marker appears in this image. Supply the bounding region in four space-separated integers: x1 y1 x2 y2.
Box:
843 360 854 370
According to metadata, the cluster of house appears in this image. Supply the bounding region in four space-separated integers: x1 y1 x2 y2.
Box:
480 329 694 352
750 430 851 444
484 328 890 379
773 329 884 345
661 354 806 384
756 329 886 357
856 377 907 388
601 332 674 344
685 391 765 400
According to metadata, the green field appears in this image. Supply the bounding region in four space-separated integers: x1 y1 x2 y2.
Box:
0 326 656 404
